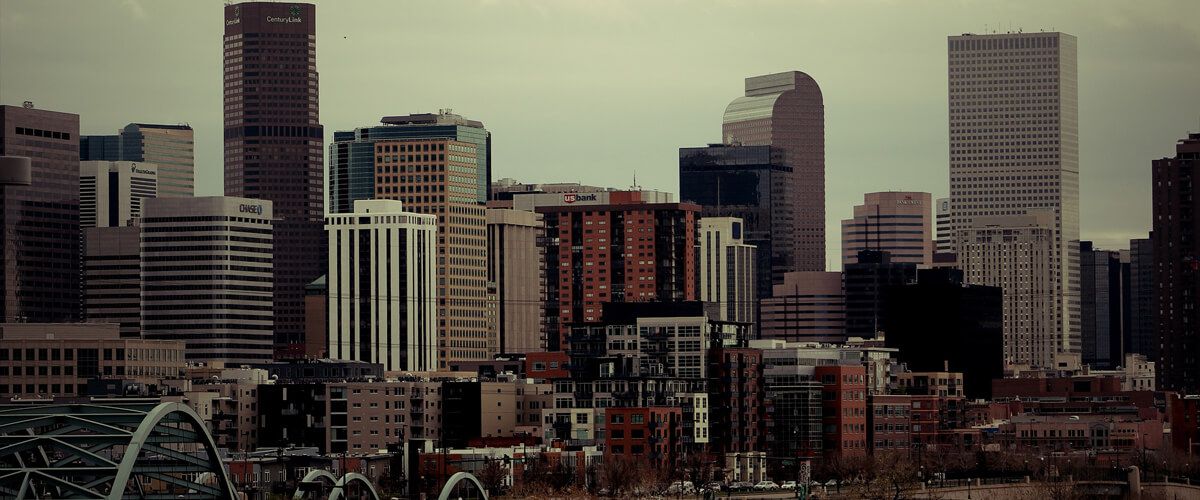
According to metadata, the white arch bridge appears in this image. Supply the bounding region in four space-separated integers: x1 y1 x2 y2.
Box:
0 402 239 499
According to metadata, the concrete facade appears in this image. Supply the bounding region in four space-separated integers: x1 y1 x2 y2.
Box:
79 160 156 227
141 196 274 364
326 199 438 372
841 191 933 266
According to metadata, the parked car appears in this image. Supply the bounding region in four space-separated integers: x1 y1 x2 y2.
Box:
665 481 695 495
702 482 723 492
728 481 754 491
753 480 780 491
780 480 798 490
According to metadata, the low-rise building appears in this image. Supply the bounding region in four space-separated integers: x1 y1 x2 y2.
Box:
0 323 184 399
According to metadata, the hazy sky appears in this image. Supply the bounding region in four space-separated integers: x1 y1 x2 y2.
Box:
2 0 1197 269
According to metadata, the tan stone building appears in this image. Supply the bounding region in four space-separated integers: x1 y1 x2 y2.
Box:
841 191 932 266
486 208 545 354
760 271 845 343
374 139 489 366
0 323 184 398
958 212 1072 370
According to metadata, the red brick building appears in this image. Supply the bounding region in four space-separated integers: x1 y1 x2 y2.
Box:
816 365 867 459
604 407 683 466
531 191 699 351
1168 393 1200 455
869 394 912 452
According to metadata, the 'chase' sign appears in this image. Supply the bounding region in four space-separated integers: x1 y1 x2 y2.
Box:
239 204 264 215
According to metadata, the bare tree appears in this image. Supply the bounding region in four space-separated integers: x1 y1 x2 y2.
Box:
476 457 510 497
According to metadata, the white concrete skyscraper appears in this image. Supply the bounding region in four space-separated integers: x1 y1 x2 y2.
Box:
699 217 757 328
947 32 1081 367
326 199 438 372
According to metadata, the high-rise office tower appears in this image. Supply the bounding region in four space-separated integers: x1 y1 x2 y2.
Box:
1080 241 1123 369
0 104 81 323
81 124 194 197
680 144 793 300
722 71 825 272
1151 133 1199 393
759 271 846 343
373 138 488 365
841 192 932 267
79 161 156 227
698 217 757 328
330 111 491 214
83 226 141 338
1126 237 1155 358
516 190 698 351
935 197 953 254
883 269 1003 399
326 200 438 372
843 250 916 339
224 3 325 356
486 208 546 354
141 197 274 364
948 32 1081 365
958 212 1067 371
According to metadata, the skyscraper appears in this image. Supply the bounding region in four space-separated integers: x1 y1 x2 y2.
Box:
958 212 1066 370
486 208 546 354
841 191 933 267
759 271 846 343
1151 133 1199 393
679 144 792 300
141 197 274 364
698 217 757 328
224 2 325 356
935 197 953 254
948 32 1080 363
373 138 488 365
883 269 1003 399
0 104 81 323
79 161 157 227
330 111 490 214
83 226 141 338
81 124 194 198
1079 241 1123 369
722 71 825 272
1126 237 1155 358
326 199 438 372
843 250 916 339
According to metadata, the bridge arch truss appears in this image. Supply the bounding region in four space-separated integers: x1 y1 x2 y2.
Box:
0 402 238 499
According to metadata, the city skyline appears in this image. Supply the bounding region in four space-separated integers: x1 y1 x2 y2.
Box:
2 1 1197 270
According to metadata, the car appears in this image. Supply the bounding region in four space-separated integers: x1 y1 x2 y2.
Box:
665 481 695 495
702 482 723 492
728 481 754 491
753 480 780 491
780 480 798 490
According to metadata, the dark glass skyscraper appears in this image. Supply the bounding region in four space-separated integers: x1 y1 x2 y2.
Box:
1152 133 1199 393
1080 241 1123 369
679 144 793 300
843 250 915 338
0 105 81 323
883 268 1003 399
1126 236 1155 358
224 2 325 356
722 71 825 272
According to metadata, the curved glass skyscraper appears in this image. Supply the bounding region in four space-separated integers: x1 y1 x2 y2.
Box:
722 71 826 272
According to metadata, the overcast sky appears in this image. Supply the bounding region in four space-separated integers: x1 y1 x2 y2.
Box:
2 0 1197 269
